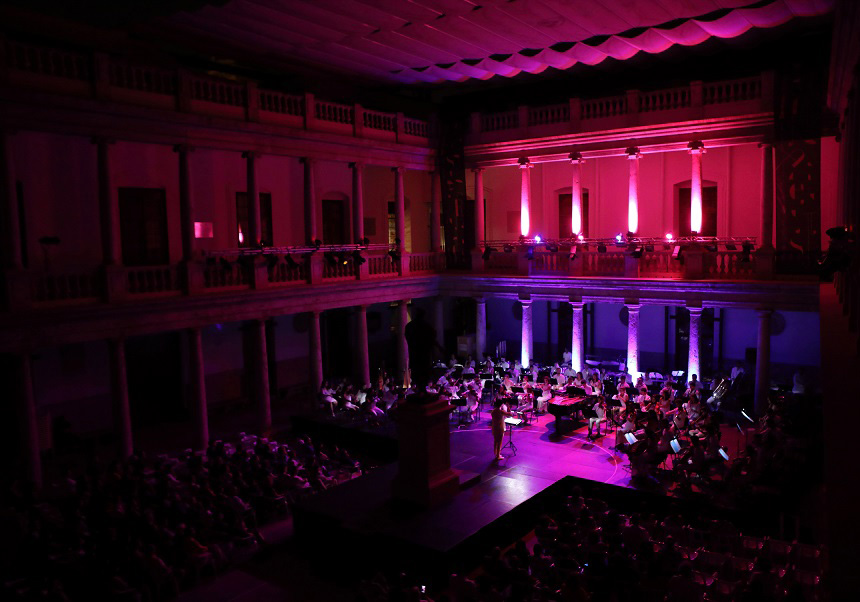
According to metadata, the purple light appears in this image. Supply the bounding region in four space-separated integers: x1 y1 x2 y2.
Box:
666 233 674 241
577 234 584 241
615 233 623 242
534 235 541 243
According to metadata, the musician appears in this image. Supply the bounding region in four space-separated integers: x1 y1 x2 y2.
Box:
562 348 572 366
498 357 510 371
617 374 631 392
621 410 637 434
512 360 522 380
535 376 553 413
656 393 674 418
463 360 476 375
634 375 646 391
573 372 585 387
587 396 607 439
685 374 702 394
320 380 338 416
612 388 630 422
502 373 516 393
660 382 676 403
634 387 651 406
491 400 515 460
484 355 495 374
672 406 688 433
730 361 745 382
589 374 603 395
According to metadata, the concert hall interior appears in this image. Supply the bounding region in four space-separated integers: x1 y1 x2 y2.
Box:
1 0 859 600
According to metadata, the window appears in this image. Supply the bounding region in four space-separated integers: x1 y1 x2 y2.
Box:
558 190 590 238
119 187 169 266
677 184 717 237
236 192 273 247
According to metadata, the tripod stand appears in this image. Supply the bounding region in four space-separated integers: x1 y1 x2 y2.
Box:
502 417 522 456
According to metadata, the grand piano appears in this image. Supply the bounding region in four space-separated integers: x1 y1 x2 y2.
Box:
547 395 589 435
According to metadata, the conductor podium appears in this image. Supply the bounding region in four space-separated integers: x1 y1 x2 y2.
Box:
391 393 460 508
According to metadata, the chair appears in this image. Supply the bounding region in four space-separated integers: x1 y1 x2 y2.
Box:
695 550 728 575
735 535 765 559
764 538 793 566
791 542 827 572
708 579 739 602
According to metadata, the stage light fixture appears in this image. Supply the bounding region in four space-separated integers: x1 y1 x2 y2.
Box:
325 252 338 266
597 244 607 253
340 253 349 266
577 234 585 242
632 246 644 259
285 254 299 268
547 243 559 253
705 243 718 253
526 246 535 260
534 234 542 243
666 233 674 241
725 242 737 251
503 244 514 253
481 246 492 261
615 233 623 243
569 247 578 260
672 245 683 260
352 250 366 265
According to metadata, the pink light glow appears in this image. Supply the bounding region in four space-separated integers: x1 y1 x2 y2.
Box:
238 225 244 245
519 160 531 236
577 234 584 241
627 150 639 234
666 233 674 240
690 144 704 234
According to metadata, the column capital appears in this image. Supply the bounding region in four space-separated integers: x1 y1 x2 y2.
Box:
242 150 261 160
349 161 364 171
471 167 485 174
392 165 405 174
569 300 585 310
475 296 486 304
756 308 774 318
517 157 533 168
687 306 704 316
687 140 706 154
173 144 195 154
300 156 316 166
356 304 368 312
91 136 115 146
625 147 641 159
568 151 585 164
758 140 774 149
310 309 321 318
624 299 640 310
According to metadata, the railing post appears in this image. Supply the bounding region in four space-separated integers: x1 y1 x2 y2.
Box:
182 261 204 295
176 68 192 112
470 112 481 134
569 97 581 131
624 255 640 278
91 52 111 100
626 89 640 126
308 253 323 284
518 105 529 133
395 111 405 143
691 80 703 109
354 104 364 137
245 81 259 122
754 247 774 279
398 253 410 277
303 92 316 130
101 265 128 302
356 256 370 280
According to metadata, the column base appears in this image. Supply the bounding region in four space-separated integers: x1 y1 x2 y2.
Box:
246 257 269 290
398 252 410 277
181 260 205 295
101 265 128 303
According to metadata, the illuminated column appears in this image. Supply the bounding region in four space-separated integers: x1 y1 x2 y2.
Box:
760 143 774 249
109 338 133 458
175 145 196 261
521 298 533 368
394 166 406 248
626 303 640 378
356 305 370 388
430 170 442 251
569 152 585 235
350 162 364 243
688 141 705 234
626 147 640 234
570 300 585 373
1 131 23 269
755 309 772 415
95 137 120 265
253 319 271 433
473 168 485 247
434 297 445 350
476 297 486 360
188 327 209 450
16 353 41 487
687 306 703 384
309 310 323 395
302 157 318 244
518 158 532 236
243 151 261 246
396 301 410 386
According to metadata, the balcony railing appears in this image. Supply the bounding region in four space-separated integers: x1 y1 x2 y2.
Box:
468 73 773 143
3 38 431 145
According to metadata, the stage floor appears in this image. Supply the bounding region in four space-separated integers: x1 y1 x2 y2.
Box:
449 410 633 489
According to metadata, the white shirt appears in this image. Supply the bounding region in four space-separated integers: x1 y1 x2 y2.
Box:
562 351 572 365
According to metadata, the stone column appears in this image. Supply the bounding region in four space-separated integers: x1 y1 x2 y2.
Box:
430 170 442 252
476 297 486 361
188 327 209 450
253 319 272 433
434 296 445 351
518 158 532 236
626 303 640 379
16 353 41 487
309 310 323 395
688 141 705 234
350 162 364 243
1 131 23 269
109 338 133 458
95 138 120 265
626 147 640 235
393 166 406 248
755 309 772 415
473 168 485 247
570 300 585 373
175 145 195 261
569 152 585 236
687 306 703 384
242 151 261 246
356 305 370 388
760 142 774 248
397 301 410 386
521 298 533 368
302 157 318 244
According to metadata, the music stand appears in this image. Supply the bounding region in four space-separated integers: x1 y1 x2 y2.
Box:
566 386 587 397
502 416 523 455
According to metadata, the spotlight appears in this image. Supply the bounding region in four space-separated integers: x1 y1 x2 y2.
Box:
577 234 585 242
547 243 559 253
534 234 542 244
353 250 366 265
665 233 674 241
481 246 492 261
597 244 607 253
526 246 535 260
503 244 514 253
644 244 654 252
705 243 718 253
285 254 299 268
725 242 737 251
569 247 578 260
632 246 643 259
672 245 683 260
325 252 338 266
615 233 623 243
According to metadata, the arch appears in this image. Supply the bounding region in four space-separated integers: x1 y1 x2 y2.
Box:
673 179 717 237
